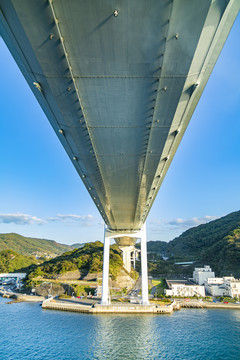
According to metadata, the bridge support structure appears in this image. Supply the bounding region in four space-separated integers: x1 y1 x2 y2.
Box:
118 245 135 273
101 224 149 305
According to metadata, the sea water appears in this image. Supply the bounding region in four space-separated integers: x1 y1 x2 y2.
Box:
0 297 240 360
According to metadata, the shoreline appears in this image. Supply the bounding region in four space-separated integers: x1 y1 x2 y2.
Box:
201 302 240 310
41 299 240 314
0 290 45 302
1 291 240 313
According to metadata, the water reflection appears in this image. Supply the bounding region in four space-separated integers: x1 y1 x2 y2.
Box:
1 298 240 360
91 315 162 360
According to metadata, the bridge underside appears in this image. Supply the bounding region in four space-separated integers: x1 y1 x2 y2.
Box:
0 0 239 233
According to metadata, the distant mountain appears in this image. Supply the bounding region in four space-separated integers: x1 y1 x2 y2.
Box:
0 233 73 257
3 210 240 278
136 240 168 254
72 243 85 249
147 210 240 277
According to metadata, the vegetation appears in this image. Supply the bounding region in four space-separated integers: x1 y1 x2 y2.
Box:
71 284 96 296
25 241 124 288
0 233 73 256
154 278 168 297
218 296 240 303
146 210 240 277
0 249 39 273
2 210 240 283
71 243 85 249
146 259 195 278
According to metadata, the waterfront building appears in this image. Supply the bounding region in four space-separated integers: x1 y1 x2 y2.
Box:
0 273 26 289
203 275 240 298
193 266 215 285
224 278 240 298
165 280 205 298
0 273 26 282
204 278 225 296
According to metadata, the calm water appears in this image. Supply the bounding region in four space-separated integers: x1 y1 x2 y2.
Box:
1 297 240 360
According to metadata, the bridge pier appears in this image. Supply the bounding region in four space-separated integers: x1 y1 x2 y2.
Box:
140 224 149 305
101 226 110 305
101 225 149 305
118 245 134 273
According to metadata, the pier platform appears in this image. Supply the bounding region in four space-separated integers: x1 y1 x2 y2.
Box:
42 299 174 314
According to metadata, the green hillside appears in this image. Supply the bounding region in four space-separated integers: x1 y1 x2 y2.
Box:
147 210 240 277
2 210 240 279
26 241 125 287
0 249 39 273
0 233 73 256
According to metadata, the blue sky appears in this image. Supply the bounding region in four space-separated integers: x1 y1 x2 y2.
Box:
0 13 240 245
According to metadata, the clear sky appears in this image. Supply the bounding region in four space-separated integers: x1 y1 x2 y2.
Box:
0 14 240 245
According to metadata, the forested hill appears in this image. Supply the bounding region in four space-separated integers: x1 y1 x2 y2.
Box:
0 233 73 256
147 210 240 276
0 249 39 273
26 241 124 286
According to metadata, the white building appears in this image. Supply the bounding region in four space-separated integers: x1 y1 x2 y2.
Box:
94 285 102 297
193 266 240 298
165 281 205 298
204 276 240 298
0 273 26 281
224 278 240 298
205 278 225 296
0 273 26 289
193 265 215 285
205 277 224 285
207 284 225 297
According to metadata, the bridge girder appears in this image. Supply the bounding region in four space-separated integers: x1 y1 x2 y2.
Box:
0 0 239 230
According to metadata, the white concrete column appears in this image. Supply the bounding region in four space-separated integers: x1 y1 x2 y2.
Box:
141 223 149 305
132 249 136 269
119 245 134 273
101 226 110 305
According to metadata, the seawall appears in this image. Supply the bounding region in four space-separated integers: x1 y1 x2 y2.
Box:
42 299 174 314
0 290 45 302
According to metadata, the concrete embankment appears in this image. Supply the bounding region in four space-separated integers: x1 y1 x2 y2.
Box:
180 301 205 309
42 299 174 314
93 303 173 313
3 290 240 313
0 290 13 298
13 294 45 302
179 300 240 310
0 290 45 302
202 302 240 310
42 299 93 313
44 299 240 314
